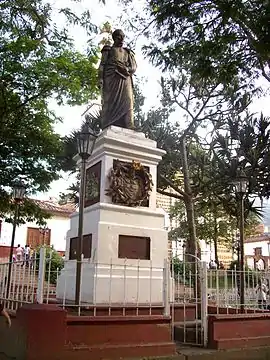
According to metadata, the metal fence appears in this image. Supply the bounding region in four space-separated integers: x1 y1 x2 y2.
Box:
0 255 40 311
2 248 269 347
171 257 208 347
51 258 169 317
207 267 270 312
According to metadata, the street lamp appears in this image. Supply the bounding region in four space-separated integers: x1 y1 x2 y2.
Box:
75 125 97 305
39 225 50 245
6 181 26 299
232 170 248 312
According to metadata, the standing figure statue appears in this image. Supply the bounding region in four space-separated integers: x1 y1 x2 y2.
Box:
98 29 137 130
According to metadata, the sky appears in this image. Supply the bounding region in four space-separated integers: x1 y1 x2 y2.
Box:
41 0 270 216
40 0 161 200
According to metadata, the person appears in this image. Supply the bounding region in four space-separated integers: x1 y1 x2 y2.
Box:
29 246 34 268
219 261 225 270
24 245 30 267
15 244 23 263
0 303 11 328
98 29 137 130
209 260 217 270
256 279 267 309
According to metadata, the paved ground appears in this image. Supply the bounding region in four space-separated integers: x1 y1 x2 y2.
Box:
128 346 270 360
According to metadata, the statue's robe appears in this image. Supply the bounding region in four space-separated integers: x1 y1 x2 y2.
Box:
99 45 137 130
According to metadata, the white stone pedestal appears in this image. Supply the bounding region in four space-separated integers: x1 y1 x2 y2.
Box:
56 126 171 304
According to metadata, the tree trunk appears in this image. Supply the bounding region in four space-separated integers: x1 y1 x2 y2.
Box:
213 211 219 267
180 137 198 260
213 236 219 267
180 137 200 297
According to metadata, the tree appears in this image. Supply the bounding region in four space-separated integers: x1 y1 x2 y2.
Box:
124 0 270 90
0 0 99 223
170 192 261 266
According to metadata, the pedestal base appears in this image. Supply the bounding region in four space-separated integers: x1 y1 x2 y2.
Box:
56 260 166 304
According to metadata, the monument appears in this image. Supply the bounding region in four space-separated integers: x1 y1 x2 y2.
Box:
56 30 171 305
99 29 137 130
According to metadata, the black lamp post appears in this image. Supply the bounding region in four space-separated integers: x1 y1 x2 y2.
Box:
232 170 248 312
75 125 97 305
39 225 50 245
6 181 26 299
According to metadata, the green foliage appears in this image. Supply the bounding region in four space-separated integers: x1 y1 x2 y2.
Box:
0 0 99 222
144 0 270 89
36 246 64 285
171 257 191 283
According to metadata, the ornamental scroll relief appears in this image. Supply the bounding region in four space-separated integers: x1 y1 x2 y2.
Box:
106 160 153 207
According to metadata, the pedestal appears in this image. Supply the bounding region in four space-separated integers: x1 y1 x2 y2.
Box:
56 126 171 304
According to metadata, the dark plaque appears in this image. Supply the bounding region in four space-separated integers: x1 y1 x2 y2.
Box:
69 234 92 260
85 161 101 207
118 235 151 260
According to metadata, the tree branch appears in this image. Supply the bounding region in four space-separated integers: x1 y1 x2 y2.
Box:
159 174 187 198
157 189 184 201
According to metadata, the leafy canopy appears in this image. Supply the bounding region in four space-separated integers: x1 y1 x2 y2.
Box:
144 0 270 88
0 0 99 223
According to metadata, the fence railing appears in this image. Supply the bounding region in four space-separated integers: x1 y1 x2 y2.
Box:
0 256 40 311
2 249 270 348
207 267 270 313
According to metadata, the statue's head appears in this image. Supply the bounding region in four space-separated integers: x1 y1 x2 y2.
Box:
112 29 125 47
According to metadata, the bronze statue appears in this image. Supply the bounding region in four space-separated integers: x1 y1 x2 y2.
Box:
98 29 137 130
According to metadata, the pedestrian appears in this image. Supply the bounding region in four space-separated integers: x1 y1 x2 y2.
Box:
256 279 267 309
0 303 11 328
29 246 34 269
219 261 225 270
15 244 23 263
209 260 217 270
24 245 30 267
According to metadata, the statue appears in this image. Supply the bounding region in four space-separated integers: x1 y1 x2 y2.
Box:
98 29 137 130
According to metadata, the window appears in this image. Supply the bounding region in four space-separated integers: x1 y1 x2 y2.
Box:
69 234 92 260
118 235 151 260
254 247 262 256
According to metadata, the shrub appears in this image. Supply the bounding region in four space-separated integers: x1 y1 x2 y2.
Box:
171 257 192 284
36 246 64 285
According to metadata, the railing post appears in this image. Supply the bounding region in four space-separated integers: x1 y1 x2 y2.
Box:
37 247 46 304
163 258 170 316
200 261 208 347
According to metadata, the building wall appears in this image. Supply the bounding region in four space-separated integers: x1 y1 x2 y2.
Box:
0 215 70 251
244 240 270 257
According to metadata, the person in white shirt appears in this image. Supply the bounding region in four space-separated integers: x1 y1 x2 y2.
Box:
15 244 23 263
256 279 267 309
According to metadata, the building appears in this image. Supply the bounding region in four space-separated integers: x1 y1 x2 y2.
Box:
156 190 234 266
244 233 270 270
156 190 178 258
0 199 75 255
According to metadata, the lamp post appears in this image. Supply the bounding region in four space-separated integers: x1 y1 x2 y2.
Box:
39 225 50 245
6 181 26 299
75 125 97 305
232 170 248 312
